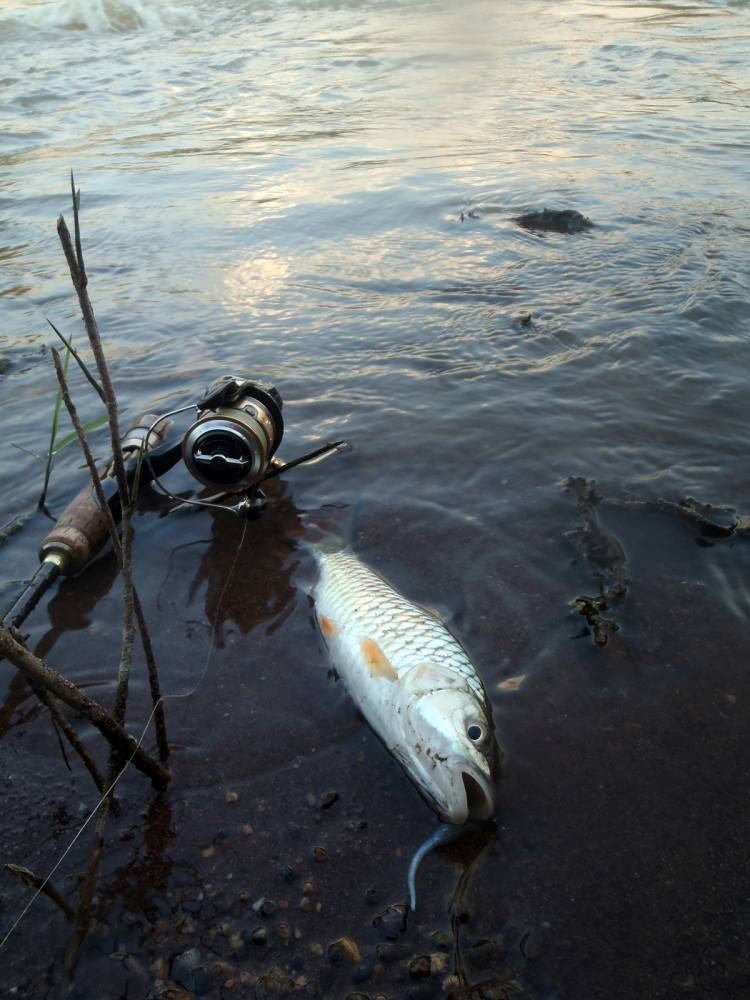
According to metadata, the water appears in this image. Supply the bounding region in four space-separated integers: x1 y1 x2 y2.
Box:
1 0 749 996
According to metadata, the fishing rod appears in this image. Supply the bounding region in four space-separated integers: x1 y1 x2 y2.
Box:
3 373 346 633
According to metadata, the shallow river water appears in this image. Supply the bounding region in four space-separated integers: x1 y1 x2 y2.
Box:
1 0 750 997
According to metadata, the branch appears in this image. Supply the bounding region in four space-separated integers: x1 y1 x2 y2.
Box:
0 625 170 789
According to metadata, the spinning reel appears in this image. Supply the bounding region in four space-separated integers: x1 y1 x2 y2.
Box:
6 373 345 629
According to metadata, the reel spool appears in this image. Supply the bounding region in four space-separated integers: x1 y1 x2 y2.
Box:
182 375 283 492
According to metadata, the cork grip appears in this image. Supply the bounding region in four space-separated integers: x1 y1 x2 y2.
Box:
39 485 111 574
38 413 170 576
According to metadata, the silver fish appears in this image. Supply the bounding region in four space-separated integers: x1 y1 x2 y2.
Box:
312 549 500 825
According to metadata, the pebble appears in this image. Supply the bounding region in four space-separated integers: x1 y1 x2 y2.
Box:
429 953 447 975
372 904 407 941
408 955 432 979
193 967 214 995
242 824 254 835
319 790 339 809
252 897 276 917
299 897 311 912
228 932 246 960
327 937 361 963
351 958 374 985
225 790 238 803
312 846 328 862
376 942 410 964
302 881 314 894
251 927 267 945
429 931 451 952
279 864 297 883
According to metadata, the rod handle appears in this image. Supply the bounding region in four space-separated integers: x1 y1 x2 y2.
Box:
37 413 170 576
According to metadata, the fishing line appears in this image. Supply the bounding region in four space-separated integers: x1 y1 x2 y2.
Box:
0 517 249 952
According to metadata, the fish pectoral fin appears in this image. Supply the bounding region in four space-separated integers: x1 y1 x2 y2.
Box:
360 637 398 682
319 614 340 640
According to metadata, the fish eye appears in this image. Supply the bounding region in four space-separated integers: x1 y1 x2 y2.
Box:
467 724 483 742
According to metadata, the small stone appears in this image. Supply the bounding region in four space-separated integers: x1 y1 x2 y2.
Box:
251 927 267 945
302 882 314 894
225 790 239 803
278 922 291 942
124 955 146 977
408 955 431 979
252 897 276 917
310 942 324 957
429 930 451 952
299 897 311 912
429 953 447 975
279 864 297 883
228 932 246 959
372 904 407 941
319 791 339 809
351 960 373 985
242 825 254 835
376 943 410 964
312 846 328 862
201 845 215 859
151 957 169 978
327 937 361 963
193 967 214 995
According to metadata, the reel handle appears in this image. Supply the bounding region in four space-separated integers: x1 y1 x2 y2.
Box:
38 413 170 576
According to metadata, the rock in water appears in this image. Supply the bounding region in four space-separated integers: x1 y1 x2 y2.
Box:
515 208 593 233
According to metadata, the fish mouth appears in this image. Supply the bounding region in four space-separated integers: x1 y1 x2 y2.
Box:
424 762 496 825
461 770 495 822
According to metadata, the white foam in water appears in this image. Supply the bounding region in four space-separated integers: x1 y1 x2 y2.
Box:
4 0 199 32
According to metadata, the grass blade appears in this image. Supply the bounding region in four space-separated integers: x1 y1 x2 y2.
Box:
37 340 73 510
46 319 105 404
52 415 108 455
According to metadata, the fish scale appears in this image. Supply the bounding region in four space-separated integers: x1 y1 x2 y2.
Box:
314 550 488 708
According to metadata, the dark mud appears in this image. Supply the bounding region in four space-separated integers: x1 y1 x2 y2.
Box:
2 479 750 999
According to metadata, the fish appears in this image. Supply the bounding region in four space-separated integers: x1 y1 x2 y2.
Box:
312 548 501 826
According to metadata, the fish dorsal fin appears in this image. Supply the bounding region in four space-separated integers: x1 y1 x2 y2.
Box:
416 601 445 623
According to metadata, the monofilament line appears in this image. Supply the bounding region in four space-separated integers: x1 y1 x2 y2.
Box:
0 518 249 950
